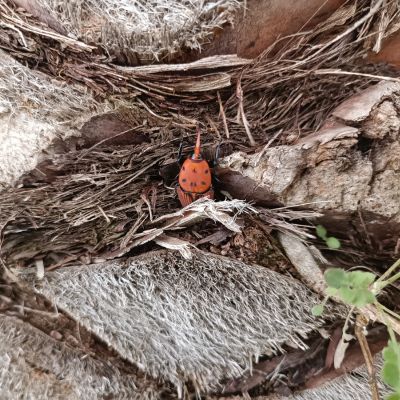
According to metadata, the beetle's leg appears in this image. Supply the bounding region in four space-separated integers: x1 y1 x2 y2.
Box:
177 138 185 165
208 142 222 189
215 142 221 165
210 142 221 168
212 173 222 186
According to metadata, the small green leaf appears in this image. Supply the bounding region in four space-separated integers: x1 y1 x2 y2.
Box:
383 363 400 391
382 340 400 391
348 271 376 288
326 236 341 249
316 225 328 240
325 268 346 289
326 287 338 297
312 304 324 316
338 286 357 304
386 393 400 400
336 286 375 307
383 341 400 364
350 289 375 307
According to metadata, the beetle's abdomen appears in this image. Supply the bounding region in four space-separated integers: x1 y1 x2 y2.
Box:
178 158 212 194
177 186 214 207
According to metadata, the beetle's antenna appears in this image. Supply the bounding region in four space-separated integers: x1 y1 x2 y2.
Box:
193 126 201 159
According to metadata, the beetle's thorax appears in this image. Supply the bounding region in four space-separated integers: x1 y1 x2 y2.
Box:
178 157 212 194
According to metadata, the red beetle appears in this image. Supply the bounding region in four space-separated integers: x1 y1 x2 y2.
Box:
176 128 214 207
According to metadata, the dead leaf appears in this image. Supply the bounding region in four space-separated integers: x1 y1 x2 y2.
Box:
334 332 355 369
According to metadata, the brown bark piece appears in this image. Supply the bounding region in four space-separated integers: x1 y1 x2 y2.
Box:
204 0 347 59
217 129 369 213
332 82 400 123
217 82 400 247
369 30 400 68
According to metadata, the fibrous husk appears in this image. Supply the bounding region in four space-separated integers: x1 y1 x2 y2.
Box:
0 50 107 123
223 0 400 139
34 0 242 64
0 0 399 292
15 249 346 395
0 138 258 266
0 125 319 270
224 356 389 400
0 50 112 186
1 0 399 146
0 0 398 191
0 315 162 400
0 2 398 399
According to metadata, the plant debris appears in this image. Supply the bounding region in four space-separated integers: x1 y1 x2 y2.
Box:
0 0 399 270
0 0 399 144
1 0 400 398
0 138 317 270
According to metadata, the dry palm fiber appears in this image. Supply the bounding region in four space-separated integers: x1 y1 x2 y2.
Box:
224 0 400 139
0 315 164 400
0 49 107 123
244 357 390 400
2 253 386 399
1 306 167 399
35 0 242 64
15 249 347 395
0 49 113 186
0 0 244 109
1 0 400 269
0 265 384 400
1 0 400 143
0 141 178 269
0 131 269 269
0 138 315 270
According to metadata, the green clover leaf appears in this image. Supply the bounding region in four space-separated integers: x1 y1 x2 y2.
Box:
325 268 346 289
348 271 376 287
386 393 400 400
316 225 327 240
382 340 400 392
311 304 324 316
326 236 341 249
324 268 376 307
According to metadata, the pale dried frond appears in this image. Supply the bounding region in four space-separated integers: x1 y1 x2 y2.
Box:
16 250 346 393
38 0 242 63
0 50 109 123
269 356 390 400
0 315 162 400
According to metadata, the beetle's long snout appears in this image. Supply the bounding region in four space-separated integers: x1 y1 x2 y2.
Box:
193 128 201 159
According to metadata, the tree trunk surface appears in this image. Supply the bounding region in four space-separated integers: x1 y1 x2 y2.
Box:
1 0 400 399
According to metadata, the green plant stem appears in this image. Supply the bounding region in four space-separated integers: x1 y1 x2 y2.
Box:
379 270 400 290
321 295 329 308
378 303 400 322
342 305 355 336
375 302 397 343
376 259 400 285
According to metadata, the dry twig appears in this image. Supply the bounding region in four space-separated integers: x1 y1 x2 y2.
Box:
355 314 381 400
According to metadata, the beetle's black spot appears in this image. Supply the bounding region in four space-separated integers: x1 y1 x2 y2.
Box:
201 181 206 185
192 168 197 173
205 169 209 174
182 178 187 182
182 166 185 171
